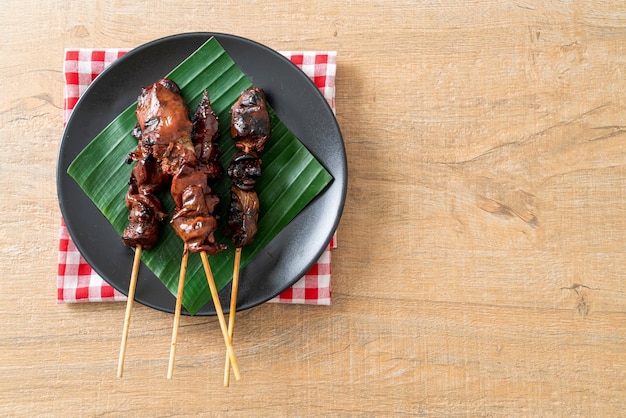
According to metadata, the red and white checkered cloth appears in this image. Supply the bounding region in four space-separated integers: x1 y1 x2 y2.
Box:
58 47 337 306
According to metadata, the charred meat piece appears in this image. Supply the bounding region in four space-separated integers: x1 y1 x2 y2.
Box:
192 91 220 162
170 183 226 254
126 154 169 195
227 152 262 191
223 186 259 248
122 156 168 249
122 183 166 250
135 78 196 175
170 164 209 210
123 189 166 249
169 164 225 254
191 91 223 180
230 87 271 153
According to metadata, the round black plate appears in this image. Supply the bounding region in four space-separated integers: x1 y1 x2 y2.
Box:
57 33 347 315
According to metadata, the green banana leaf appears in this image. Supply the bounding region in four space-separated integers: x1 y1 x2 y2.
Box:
67 37 333 315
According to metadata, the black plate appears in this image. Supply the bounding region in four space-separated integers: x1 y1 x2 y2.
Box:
57 33 347 315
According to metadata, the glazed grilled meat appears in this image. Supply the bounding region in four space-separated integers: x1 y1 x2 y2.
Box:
223 186 259 248
230 87 271 154
192 91 222 179
126 154 169 195
134 78 196 175
122 188 166 249
169 164 225 254
227 152 262 191
170 183 226 254
169 164 210 210
122 157 167 249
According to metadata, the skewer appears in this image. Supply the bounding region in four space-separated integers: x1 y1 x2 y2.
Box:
167 245 189 379
117 244 142 378
199 251 241 381
224 247 242 386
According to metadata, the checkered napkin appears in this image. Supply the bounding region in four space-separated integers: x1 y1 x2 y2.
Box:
58 48 337 306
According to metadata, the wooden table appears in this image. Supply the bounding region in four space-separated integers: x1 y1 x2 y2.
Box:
2 1 625 415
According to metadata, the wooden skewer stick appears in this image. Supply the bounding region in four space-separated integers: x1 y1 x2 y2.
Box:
117 244 142 378
224 247 242 386
167 245 189 379
199 251 241 381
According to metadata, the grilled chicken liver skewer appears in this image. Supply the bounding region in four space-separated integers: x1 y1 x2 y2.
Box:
223 87 271 385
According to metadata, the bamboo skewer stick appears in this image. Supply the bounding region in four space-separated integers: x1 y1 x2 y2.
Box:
223 247 242 386
117 244 142 378
199 251 241 381
167 246 189 379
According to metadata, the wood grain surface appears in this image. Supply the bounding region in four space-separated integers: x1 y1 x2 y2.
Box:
2 1 626 416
